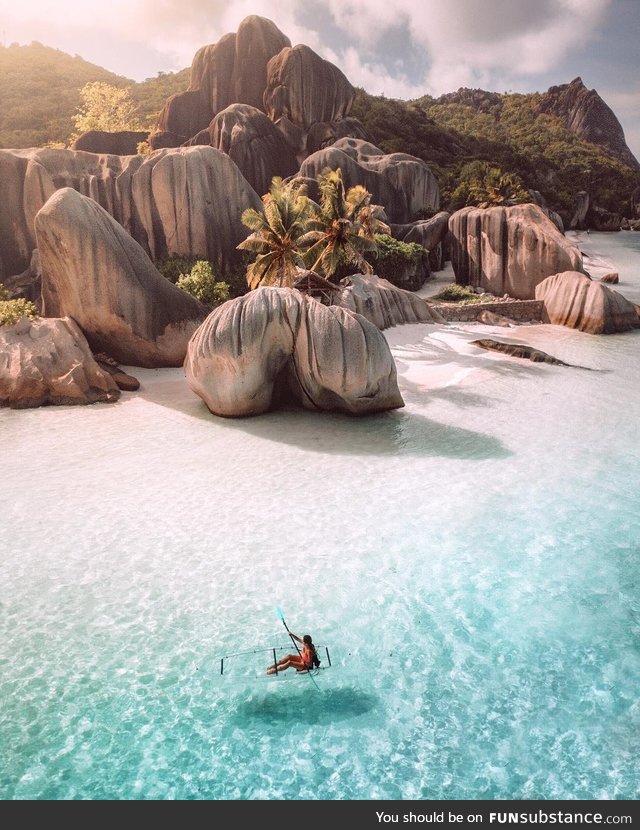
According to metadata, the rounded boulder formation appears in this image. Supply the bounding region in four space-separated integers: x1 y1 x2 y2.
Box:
184 287 404 417
36 188 207 367
449 204 584 300
535 270 640 334
0 316 120 408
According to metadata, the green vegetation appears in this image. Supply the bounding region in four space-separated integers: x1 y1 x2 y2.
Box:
175 261 230 308
239 170 390 288
300 168 389 280
0 42 188 148
238 177 313 289
352 88 640 221
156 254 200 284
71 82 142 141
157 257 230 307
0 284 39 325
448 161 530 210
430 283 489 304
364 234 427 281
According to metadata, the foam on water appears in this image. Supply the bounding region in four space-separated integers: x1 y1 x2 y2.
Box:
1 236 640 800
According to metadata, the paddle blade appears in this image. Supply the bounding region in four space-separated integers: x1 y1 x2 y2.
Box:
276 605 285 621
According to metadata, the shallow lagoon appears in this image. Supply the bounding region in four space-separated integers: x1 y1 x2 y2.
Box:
1 233 639 800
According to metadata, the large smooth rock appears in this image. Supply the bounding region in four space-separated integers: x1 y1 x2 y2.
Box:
209 104 299 197
153 89 213 146
0 146 261 282
300 138 439 224
449 204 584 300
36 188 207 367
0 316 120 408
184 287 404 417
335 274 445 329
264 44 354 130
535 270 640 334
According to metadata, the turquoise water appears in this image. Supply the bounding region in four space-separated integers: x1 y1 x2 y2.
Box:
1 234 639 800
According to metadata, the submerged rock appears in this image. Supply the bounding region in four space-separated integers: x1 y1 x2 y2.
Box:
0 316 120 408
471 338 573 365
184 287 404 417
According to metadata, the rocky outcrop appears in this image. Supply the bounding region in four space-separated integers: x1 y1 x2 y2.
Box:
528 190 564 232
149 15 291 150
153 90 213 147
36 188 207 367
538 77 639 170
600 272 619 284
265 44 355 129
72 130 149 155
184 287 404 417
305 117 371 156
0 146 261 283
335 274 445 329
0 316 120 408
588 205 622 232
632 187 640 218
570 191 590 230
390 212 450 271
93 353 141 391
209 104 299 197
437 88 503 114
535 270 640 334
263 43 361 158
448 204 584 299
300 138 439 224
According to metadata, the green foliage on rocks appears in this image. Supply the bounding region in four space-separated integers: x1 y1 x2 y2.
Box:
365 234 427 280
0 284 39 325
175 261 230 309
431 283 489 304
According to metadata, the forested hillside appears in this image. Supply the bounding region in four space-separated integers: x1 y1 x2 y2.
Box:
352 88 640 221
0 42 188 148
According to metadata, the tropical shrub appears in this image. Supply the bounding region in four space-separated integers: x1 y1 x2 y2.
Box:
431 283 488 304
0 285 40 325
156 254 200 284
365 234 427 281
175 261 230 308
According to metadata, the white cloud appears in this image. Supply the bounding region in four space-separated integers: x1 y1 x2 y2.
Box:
0 0 617 94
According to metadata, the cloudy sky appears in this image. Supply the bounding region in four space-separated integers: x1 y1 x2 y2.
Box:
2 0 639 160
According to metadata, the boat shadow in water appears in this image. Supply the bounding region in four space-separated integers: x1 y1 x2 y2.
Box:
234 686 378 724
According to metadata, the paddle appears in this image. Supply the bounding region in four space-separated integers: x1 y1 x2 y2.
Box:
276 606 321 691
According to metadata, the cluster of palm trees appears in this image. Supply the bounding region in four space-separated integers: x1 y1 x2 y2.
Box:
237 168 390 290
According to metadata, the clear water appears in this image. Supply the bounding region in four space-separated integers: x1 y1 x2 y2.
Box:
1 234 639 801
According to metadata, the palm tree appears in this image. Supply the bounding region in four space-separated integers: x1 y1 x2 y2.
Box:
237 177 313 289
299 168 389 281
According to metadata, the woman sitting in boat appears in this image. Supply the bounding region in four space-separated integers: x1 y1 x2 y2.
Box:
266 633 319 674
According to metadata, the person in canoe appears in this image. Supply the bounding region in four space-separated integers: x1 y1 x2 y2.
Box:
266 633 319 674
